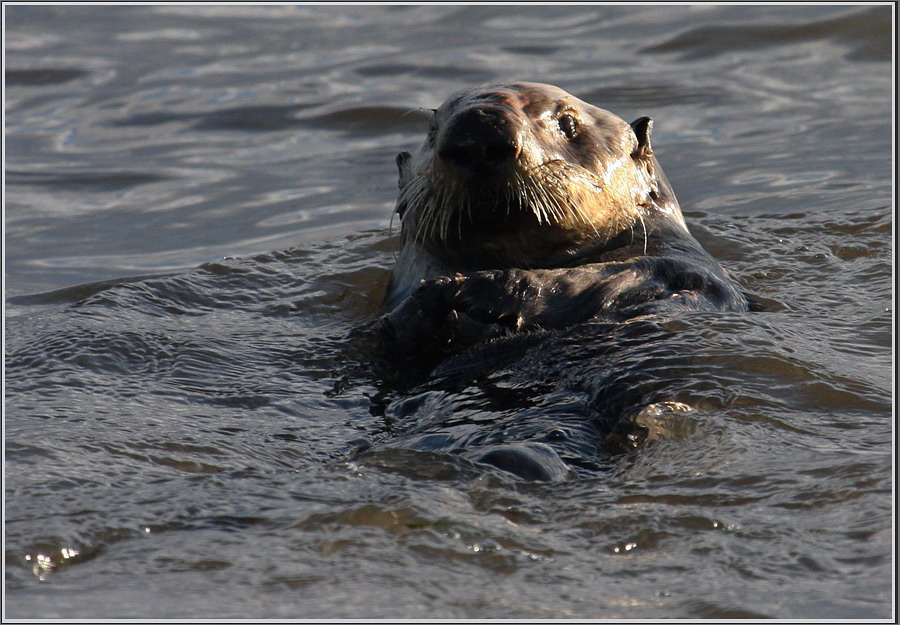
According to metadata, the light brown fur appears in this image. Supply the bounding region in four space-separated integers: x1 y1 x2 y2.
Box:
385 82 686 310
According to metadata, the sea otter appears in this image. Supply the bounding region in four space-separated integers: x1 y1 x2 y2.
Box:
377 82 747 366
362 83 749 481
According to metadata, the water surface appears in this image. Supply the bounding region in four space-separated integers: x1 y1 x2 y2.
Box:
4 4 893 619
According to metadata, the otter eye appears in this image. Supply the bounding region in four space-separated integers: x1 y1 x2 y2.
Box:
558 114 579 139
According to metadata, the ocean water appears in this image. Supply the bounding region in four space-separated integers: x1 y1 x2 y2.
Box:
4 4 893 619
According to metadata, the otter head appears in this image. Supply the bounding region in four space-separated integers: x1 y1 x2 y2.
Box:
394 82 685 270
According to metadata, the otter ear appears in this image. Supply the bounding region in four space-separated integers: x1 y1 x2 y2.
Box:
396 151 412 189
630 117 653 161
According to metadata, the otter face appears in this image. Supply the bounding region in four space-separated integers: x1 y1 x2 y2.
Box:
395 82 682 269
431 83 638 186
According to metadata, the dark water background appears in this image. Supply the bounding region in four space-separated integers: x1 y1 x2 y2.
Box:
4 4 894 619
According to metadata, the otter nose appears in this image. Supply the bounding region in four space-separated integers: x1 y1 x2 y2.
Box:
438 108 520 173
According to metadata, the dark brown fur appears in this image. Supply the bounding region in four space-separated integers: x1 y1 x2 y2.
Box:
379 82 746 364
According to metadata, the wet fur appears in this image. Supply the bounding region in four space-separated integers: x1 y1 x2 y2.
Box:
366 82 749 480
379 82 746 361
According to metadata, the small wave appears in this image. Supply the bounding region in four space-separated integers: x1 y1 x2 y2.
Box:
5 68 88 85
643 6 891 62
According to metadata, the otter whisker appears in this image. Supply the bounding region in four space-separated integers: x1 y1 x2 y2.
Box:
639 210 649 255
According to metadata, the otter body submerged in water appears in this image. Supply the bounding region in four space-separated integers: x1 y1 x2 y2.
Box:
368 82 748 481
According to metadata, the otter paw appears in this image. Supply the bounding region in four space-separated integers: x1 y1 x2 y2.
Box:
444 271 533 332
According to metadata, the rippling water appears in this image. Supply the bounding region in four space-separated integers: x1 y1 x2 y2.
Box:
4 4 893 619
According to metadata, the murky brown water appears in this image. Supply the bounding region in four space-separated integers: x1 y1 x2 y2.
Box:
4 4 893 619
